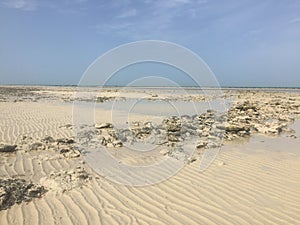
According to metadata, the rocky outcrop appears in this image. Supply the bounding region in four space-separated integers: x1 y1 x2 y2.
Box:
0 179 46 210
73 94 299 164
21 136 81 159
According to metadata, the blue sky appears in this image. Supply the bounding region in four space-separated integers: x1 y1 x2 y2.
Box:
0 0 300 87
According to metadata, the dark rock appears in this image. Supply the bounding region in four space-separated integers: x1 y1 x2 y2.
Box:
60 149 81 158
96 96 113 103
0 144 17 153
42 136 55 143
196 140 208 148
0 178 47 210
113 140 123 147
56 138 75 144
59 149 69 154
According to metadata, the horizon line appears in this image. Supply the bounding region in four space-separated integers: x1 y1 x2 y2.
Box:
0 84 300 89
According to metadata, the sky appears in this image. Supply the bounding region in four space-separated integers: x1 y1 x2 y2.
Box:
0 0 300 87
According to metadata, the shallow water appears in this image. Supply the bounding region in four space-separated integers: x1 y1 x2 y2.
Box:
95 99 231 117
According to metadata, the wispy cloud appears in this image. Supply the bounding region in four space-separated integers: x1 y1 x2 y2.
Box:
94 0 209 40
117 8 137 19
1 0 37 11
1 0 90 12
74 0 89 3
156 0 191 8
289 17 300 24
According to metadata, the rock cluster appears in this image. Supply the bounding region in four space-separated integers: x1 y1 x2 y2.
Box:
96 96 115 103
41 166 92 192
83 114 223 162
163 116 182 144
77 98 298 158
0 178 46 210
21 136 80 158
73 94 299 163
223 100 298 139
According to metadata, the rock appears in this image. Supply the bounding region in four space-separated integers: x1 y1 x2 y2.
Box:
133 126 152 138
235 116 252 122
216 124 226 130
237 130 250 136
164 117 181 132
169 147 188 161
43 167 91 192
159 149 169 155
267 127 280 134
181 114 192 120
225 124 247 132
168 134 180 142
207 135 219 141
187 156 197 164
131 121 140 126
60 149 69 154
95 123 113 129
113 140 123 147
167 142 176 147
196 140 208 148
59 124 72 129
96 96 113 103
60 149 81 158
254 123 284 135
182 123 197 131
29 142 44 151
206 141 222 149
100 137 107 145
0 144 17 153
56 138 75 144
0 178 47 210
235 101 258 112
41 136 55 143
253 124 266 133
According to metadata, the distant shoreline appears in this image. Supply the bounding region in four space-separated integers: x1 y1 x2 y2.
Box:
0 84 299 89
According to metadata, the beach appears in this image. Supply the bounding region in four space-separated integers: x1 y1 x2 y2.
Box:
0 85 300 224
